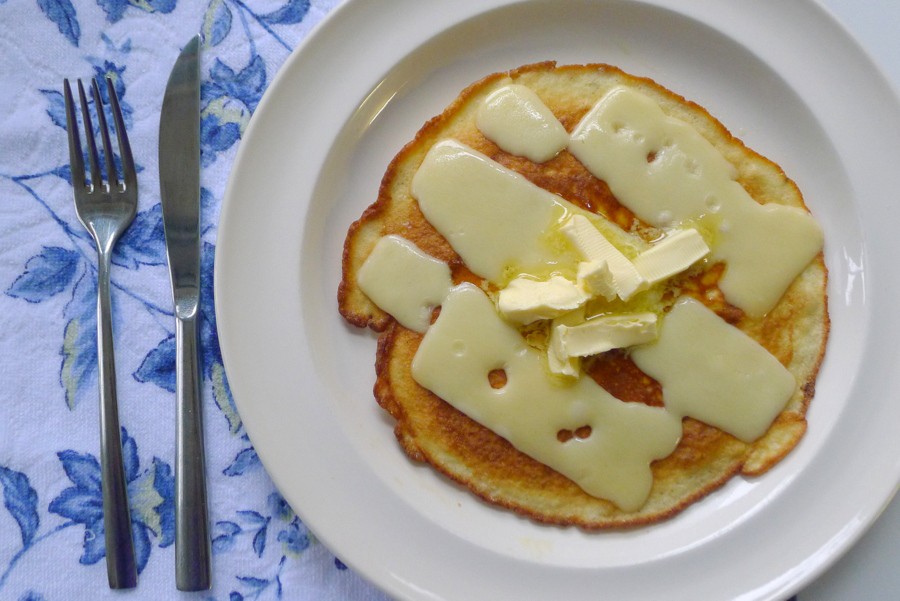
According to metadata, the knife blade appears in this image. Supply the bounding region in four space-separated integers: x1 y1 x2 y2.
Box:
159 33 211 592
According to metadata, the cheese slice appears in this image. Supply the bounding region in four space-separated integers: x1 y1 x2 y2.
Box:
633 228 710 284
630 297 796 442
476 84 569 163
411 284 682 510
357 235 452 332
411 140 577 283
560 215 645 300
568 85 823 316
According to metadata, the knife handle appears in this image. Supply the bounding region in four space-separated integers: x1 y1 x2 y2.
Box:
174 315 211 591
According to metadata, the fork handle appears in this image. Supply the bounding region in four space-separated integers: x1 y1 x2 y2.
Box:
96 253 138 589
174 314 211 591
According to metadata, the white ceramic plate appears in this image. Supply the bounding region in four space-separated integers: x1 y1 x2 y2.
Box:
215 1 900 599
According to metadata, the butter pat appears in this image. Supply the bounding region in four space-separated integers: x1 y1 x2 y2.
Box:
633 228 709 284
576 260 617 301
547 308 586 378
357 235 452 332
497 275 589 324
476 84 569 163
560 215 645 300
554 312 658 358
631 297 796 442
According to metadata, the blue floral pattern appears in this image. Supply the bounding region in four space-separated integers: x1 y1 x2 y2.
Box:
47 430 172 572
0 0 386 599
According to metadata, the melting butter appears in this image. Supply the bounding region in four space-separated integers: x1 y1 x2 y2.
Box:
357 235 452 332
569 86 823 316
632 228 709 284
411 284 682 511
631 297 796 442
554 312 658 358
548 307 585 378
560 215 645 300
476 84 569 163
576 259 617 301
497 274 589 324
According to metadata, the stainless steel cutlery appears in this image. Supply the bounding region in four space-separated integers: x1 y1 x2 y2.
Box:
64 76 139 590
159 34 212 592
63 34 211 590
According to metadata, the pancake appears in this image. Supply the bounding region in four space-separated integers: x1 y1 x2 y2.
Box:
338 62 828 528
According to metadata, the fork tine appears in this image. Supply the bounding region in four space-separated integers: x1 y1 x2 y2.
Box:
77 79 103 190
104 77 136 191
63 79 86 190
91 79 118 189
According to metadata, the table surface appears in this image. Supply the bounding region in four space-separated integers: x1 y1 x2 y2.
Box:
0 1 897 600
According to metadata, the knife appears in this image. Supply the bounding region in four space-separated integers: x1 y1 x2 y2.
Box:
159 33 211 591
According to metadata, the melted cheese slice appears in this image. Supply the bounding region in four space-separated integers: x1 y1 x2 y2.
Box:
411 283 682 510
631 297 796 442
569 86 823 316
411 140 574 283
476 84 569 163
357 235 452 332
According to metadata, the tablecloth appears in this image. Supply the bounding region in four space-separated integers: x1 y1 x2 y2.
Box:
3 0 898 599
0 1 389 599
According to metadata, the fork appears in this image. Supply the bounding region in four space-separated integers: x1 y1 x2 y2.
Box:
64 77 138 589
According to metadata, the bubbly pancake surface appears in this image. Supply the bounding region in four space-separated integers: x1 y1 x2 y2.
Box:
338 62 828 528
